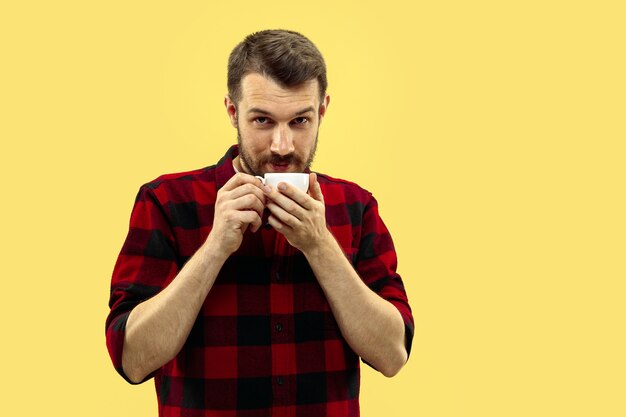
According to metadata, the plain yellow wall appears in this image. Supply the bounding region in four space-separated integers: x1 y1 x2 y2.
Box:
1 1 624 416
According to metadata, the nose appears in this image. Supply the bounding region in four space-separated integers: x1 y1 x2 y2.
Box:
270 124 295 156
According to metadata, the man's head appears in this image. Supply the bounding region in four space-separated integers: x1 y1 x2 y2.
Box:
225 30 330 176
227 29 327 106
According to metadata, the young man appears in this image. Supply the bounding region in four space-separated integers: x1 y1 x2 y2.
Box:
106 29 413 417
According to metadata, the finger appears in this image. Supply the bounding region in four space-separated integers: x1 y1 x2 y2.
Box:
272 181 314 211
227 193 265 217
308 173 324 203
266 201 300 227
235 210 262 233
267 213 292 233
242 211 263 233
226 182 266 205
221 172 264 192
265 186 307 220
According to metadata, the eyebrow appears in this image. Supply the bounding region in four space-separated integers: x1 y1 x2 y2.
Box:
247 106 316 117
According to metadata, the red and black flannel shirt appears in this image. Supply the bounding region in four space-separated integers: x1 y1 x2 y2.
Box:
106 145 414 417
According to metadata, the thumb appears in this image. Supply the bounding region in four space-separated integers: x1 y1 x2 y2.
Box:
308 173 324 203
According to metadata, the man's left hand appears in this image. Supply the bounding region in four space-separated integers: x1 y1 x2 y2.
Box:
264 173 331 253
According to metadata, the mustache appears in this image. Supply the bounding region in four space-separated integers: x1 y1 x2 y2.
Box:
266 153 303 165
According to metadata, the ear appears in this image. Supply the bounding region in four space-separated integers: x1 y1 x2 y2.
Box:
318 94 330 123
224 95 238 128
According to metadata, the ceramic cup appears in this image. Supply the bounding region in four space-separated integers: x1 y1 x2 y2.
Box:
256 173 309 192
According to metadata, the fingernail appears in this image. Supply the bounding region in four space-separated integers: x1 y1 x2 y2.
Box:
278 183 287 191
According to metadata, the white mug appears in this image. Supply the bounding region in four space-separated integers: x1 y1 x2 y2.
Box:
256 173 309 192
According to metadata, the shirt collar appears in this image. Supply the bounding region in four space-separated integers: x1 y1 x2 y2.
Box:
214 144 239 190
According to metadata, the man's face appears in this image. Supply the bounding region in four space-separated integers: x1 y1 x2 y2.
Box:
225 73 329 176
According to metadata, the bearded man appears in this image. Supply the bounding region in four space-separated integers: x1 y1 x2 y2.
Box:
106 29 414 417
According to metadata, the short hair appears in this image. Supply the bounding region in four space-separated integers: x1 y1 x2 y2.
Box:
227 29 327 105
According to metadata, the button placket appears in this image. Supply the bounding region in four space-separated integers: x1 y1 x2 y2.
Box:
270 234 293 404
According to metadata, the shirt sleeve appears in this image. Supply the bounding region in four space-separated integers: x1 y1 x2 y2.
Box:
105 185 180 384
354 194 414 361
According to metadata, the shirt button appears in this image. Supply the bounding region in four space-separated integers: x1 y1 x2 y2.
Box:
275 323 283 332
275 272 281 282
276 376 284 385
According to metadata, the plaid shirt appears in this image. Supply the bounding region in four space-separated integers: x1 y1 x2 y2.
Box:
106 145 414 417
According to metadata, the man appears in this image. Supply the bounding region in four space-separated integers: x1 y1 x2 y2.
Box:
106 29 413 416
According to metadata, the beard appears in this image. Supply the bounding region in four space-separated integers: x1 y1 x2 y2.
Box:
237 128 318 176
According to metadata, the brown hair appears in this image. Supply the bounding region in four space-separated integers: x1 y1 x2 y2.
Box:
227 29 327 104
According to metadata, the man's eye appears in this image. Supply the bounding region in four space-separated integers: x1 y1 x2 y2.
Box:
292 117 308 125
255 117 269 124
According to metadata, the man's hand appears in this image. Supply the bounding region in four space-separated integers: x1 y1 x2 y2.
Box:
209 173 266 257
121 173 266 383
265 173 331 253
265 172 408 376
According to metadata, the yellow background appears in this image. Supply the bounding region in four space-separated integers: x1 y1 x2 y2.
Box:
1 1 624 416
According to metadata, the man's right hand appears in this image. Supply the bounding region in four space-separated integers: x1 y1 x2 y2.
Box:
207 173 266 256
121 173 266 383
